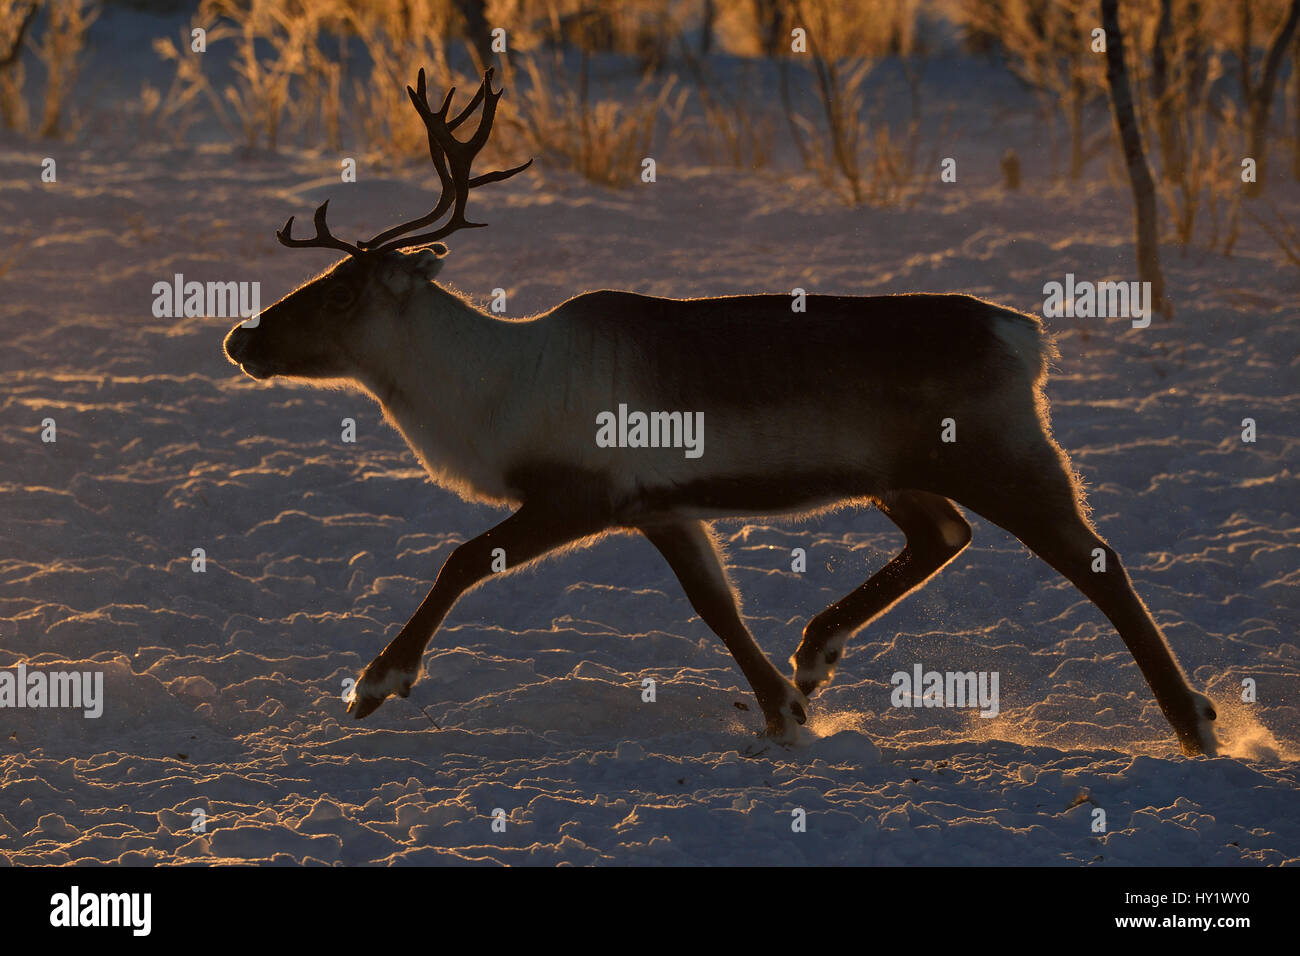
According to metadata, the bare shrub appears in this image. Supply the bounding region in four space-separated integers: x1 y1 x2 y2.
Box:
145 21 236 143
1101 0 1167 314
954 0 1108 181
35 0 96 138
201 0 315 150
1157 103 1243 254
1247 205 1300 271
1235 0 1300 197
501 47 683 187
0 0 35 67
0 0 98 139
676 33 773 169
0 0 37 130
1291 30 1300 180
152 0 350 152
1142 10 1244 254
781 0 934 205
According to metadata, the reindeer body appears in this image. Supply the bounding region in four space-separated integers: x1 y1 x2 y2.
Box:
224 70 1220 757
372 286 1046 516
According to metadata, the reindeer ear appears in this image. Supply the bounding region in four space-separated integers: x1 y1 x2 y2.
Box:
379 245 447 296
407 244 448 280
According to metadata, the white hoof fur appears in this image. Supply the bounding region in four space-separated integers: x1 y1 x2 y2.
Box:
792 631 849 694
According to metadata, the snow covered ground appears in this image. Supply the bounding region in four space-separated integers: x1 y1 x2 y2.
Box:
1 8 1297 866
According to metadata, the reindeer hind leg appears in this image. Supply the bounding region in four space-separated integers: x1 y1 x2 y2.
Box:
792 490 971 696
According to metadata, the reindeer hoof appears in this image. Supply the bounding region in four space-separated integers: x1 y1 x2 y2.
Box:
1178 691 1220 757
791 631 849 698
762 683 810 742
346 658 417 719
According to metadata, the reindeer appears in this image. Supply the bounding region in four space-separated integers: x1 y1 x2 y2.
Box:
224 70 1220 757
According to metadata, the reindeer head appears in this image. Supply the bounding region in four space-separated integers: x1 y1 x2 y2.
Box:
224 68 531 382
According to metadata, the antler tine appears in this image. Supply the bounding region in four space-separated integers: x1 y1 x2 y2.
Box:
409 69 499 191
408 67 490 132
469 158 534 188
276 200 363 256
447 69 491 129
359 69 532 254
355 76 463 252
461 74 507 153
408 70 457 190
275 71 529 259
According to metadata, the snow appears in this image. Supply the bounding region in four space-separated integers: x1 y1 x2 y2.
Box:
0 7 1297 866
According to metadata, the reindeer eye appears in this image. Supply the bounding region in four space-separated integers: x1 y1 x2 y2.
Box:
326 284 356 310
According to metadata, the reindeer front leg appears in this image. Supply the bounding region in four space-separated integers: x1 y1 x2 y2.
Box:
348 501 610 719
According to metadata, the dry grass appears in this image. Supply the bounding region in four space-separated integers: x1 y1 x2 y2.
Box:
199 0 352 151
677 38 773 170
501 47 683 187
144 0 681 184
0 0 98 139
4 0 1292 248
35 0 96 137
144 20 235 144
347 0 457 163
150 0 420 158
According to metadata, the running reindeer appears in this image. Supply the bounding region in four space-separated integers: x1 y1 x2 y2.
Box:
224 70 1219 756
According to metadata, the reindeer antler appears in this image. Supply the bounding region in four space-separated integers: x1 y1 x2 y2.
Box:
276 200 363 257
275 69 532 257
